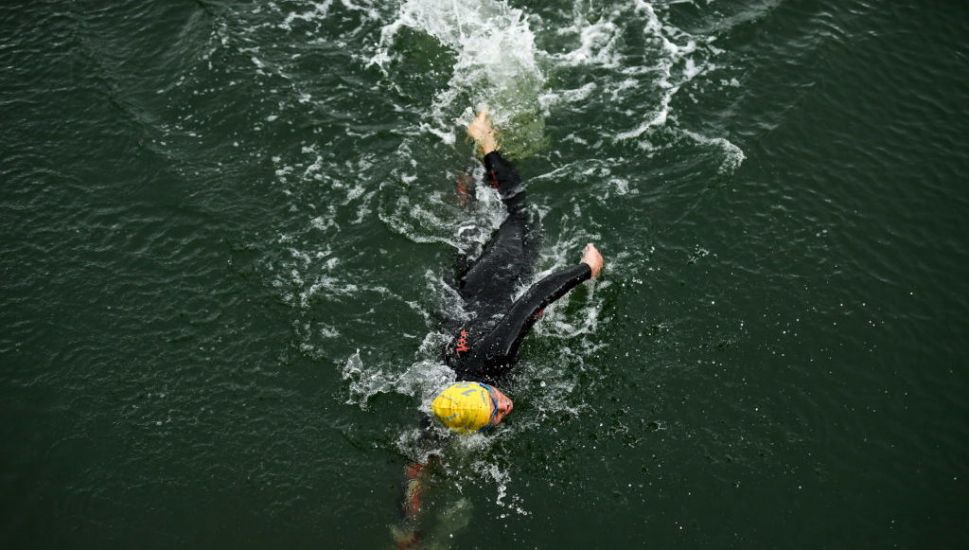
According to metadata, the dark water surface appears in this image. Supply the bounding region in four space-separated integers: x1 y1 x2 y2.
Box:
2 1 968 548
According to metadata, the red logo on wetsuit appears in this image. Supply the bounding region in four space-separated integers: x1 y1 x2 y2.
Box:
489 170 499 189
455 329 470 354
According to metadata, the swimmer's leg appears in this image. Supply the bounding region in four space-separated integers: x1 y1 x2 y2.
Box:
457 203 541 304
483 151 523 205
454 151 536 303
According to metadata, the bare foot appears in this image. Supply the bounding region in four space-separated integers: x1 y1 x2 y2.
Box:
581 243 604 278
466 109 498 155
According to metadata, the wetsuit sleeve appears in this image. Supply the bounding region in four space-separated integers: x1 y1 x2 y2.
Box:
490 263 592 361
483 151 523 199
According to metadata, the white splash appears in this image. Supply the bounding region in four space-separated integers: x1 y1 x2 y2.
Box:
372 0 547 156
682 129 747 173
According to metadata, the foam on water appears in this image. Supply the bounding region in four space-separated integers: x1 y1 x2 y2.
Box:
536 1 744 169
682 128 747 173
372 0 546 156
369 0 746 161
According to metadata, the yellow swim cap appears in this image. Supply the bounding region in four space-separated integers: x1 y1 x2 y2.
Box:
431 382 495 434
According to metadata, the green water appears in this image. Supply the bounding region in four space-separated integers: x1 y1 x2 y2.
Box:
2 1 968 548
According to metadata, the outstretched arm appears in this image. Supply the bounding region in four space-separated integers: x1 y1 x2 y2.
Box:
489 244 604 361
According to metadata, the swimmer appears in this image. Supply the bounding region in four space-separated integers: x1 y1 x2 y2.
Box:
393 110 604 548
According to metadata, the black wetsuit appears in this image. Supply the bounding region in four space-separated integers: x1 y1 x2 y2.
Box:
443 152 592 384
396 152 592 523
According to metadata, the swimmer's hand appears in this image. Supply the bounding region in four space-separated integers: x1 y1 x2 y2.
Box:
466 109 498 156
581 244 604 278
